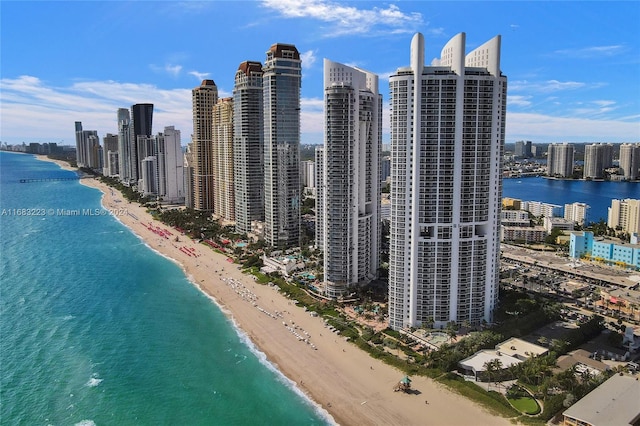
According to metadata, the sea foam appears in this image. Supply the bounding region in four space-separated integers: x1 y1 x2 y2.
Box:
86 374 102 388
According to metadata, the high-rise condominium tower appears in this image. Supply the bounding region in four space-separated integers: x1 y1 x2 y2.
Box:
213 98 235 221
192 80 219 212
74 121 85 166
117 108 134 184
619 143 640 180
157 126 185 204
263 43 302 248
388 33 507 330
74 121 100 169
233 61 264 234
583 143 613 179
184 143 195 209
131 103 154 184
514 140 532 158
102 133 119 177
547 143 575 178
317 59 381 298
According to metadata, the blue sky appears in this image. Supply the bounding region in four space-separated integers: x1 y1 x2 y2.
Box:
1 1 639 146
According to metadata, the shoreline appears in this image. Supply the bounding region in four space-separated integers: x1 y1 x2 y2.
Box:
36 155 511 426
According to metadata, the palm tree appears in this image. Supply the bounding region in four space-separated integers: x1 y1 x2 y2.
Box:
484 358 503 388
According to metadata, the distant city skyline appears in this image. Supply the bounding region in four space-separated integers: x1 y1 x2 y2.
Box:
1 1 639 145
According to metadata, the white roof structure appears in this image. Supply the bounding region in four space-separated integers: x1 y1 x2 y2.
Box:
459 350 522 374
562 373 640 426
495 337 548 360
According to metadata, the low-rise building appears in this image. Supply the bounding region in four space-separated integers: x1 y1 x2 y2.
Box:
570 231 640 270
544 216 576 233
522 200 562 218
501 210 530 227
555 349 610 376
261 254 304 277
501 226 547 243
503 197 522 210
561 373 640 426
458 338 547 381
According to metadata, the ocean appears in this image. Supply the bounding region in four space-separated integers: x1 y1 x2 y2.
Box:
0 152 330 425
503 177 639 223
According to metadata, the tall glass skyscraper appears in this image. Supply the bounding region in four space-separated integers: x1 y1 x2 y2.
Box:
317 59 381 298
233 61 264 235
117 108 133 184
262 44 302 248
131 103 154 184
388 33 507 330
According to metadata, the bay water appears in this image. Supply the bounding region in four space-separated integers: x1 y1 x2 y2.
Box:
503 176 638 223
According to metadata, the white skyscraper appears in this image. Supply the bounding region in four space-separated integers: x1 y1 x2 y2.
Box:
263 43 302 248
547 143 575 178
140 156 158 196
388 33 506 330
315 147 325 250
74 121 100 169
619 143 640 181
157 126 185 204
300 160 315 190
317 59 381 298
583 143 613 179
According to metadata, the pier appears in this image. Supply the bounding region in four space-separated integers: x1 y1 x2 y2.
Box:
19 177 80 183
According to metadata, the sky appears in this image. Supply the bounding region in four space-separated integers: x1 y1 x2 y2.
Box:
1 0 639 146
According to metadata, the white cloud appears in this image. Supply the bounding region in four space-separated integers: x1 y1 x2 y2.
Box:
165 64 183 76
509 79 591 93
189 71 210 81
300 97 324 136
0 76 192 144
507 95 532 107
554 45 625 58
592 100 616 107
149 63 183 77
261 0 423 36
300 50 317 69
506 112 640 143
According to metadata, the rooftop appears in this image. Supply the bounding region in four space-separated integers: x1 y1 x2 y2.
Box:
563 373 640 426
459 349 522 373
495 337 548 360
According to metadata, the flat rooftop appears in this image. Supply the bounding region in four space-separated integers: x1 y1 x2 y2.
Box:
562 373 640 425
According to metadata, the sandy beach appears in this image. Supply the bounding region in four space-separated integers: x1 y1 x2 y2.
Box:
38 155 512 426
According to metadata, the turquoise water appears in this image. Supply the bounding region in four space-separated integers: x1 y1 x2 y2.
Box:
0 152 331 425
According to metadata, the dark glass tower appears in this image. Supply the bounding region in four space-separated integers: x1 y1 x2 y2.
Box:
131 103 154 182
